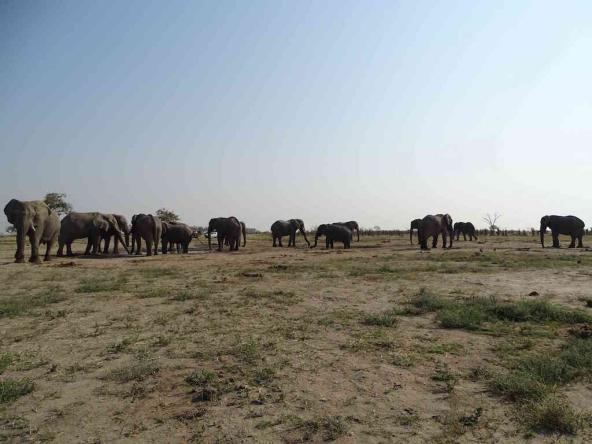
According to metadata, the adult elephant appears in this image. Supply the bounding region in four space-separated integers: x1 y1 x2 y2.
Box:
271 219 310 247
58 212 128 257
99 214 130 255
161 222 193 254
454 222 478 241
540 215 585 248
311 224 351 249
410 219 422 244
418 214 453 250
334 221 360 242
208 217 241 251
4 199 60 263
130 214 162 256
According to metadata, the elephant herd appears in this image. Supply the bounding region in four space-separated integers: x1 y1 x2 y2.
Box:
2 198 587 264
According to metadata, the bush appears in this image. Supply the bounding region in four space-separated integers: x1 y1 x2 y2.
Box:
526 396 585 434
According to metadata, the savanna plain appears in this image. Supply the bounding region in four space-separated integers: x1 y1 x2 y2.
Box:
2 233 592 443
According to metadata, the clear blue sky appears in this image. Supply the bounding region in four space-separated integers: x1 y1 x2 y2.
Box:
1 0 591 230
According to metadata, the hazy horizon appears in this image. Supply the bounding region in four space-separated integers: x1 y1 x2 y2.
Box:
2 1 592 231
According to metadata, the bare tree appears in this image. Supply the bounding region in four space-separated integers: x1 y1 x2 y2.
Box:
482 212 501 233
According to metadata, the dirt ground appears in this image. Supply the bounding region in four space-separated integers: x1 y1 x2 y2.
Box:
1 232 592 443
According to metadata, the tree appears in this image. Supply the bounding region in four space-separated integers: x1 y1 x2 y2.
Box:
482 212 501 233
156 208 180 224
44 193 73 215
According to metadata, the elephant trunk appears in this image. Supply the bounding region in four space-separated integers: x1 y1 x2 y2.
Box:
312 232 320 248
125 232 130 248
301 227 310 247
208 227 212 250
449 228 453 248
15 221 28 261
540 225 546 248
117 231 130 254
356 227 359 242
410 226 413 244
242 223 246 247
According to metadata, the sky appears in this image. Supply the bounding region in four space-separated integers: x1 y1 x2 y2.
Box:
1 0 592 231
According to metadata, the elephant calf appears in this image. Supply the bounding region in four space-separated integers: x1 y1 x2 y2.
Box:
453 222 478 241
161 222 193 254
311 224 352 249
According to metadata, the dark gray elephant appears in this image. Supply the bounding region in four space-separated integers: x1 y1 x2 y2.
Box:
4 199 60 263
410 219 422 244
453 222 478 241
130 214 162 256
540 215 585 248
311 223 352 249
208 217 241 251
161 222 193 254
99 214 130 254
271 219 310 247
418 214 453 250
334 221 360 242
57 212 128 257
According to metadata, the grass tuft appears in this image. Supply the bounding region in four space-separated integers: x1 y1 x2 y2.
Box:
0 379 34 403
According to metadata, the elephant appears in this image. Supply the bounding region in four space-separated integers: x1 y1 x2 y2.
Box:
271 219 310 247
161 222 193 254
4 199 60 263
418 214 453 250
223 221 247 248
334 221 360 242
540 215 585 248
57 212 129 257
410 219 422 244
99 214 130 254
130 214 162 256
453 222 478 241
208 217 242 251
311 223 352 249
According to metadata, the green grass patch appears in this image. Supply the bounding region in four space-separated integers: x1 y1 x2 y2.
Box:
76 277 127 293
525 396 587 434
362 311 398 327
0 353 14 375
0 286 66 318
0 379 34 403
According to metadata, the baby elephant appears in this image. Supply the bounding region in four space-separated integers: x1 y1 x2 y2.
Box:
311 224 352 249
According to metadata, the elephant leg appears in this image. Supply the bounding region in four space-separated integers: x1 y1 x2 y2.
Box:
569 236 576 248
84 237 92 255
463 233 467 241
272 236 277 247
67 242 74 257
28 232 41 264
578 237 584 248
57 241 65 257
135 237 142 255
154 238 159 255
279 237 283 247
146 240 153 256
44 234 57 261
432 235 438 248
442 232 448 248
552 232 560 248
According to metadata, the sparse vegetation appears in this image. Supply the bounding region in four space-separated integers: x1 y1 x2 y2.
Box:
1 234 592 440
0 379 34 403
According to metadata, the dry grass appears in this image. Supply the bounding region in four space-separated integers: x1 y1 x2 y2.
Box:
1 233 592 442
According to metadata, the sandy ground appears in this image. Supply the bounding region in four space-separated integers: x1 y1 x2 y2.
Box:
1 232 591 443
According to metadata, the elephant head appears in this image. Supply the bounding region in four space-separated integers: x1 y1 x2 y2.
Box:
311 224 328 248
540 216 550 247
291 219 310 247
207 218 220 250
443 214 454 248
98 214 130 254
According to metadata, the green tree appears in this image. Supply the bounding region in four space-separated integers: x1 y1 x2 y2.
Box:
156 208 180 224
44 193 73 215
